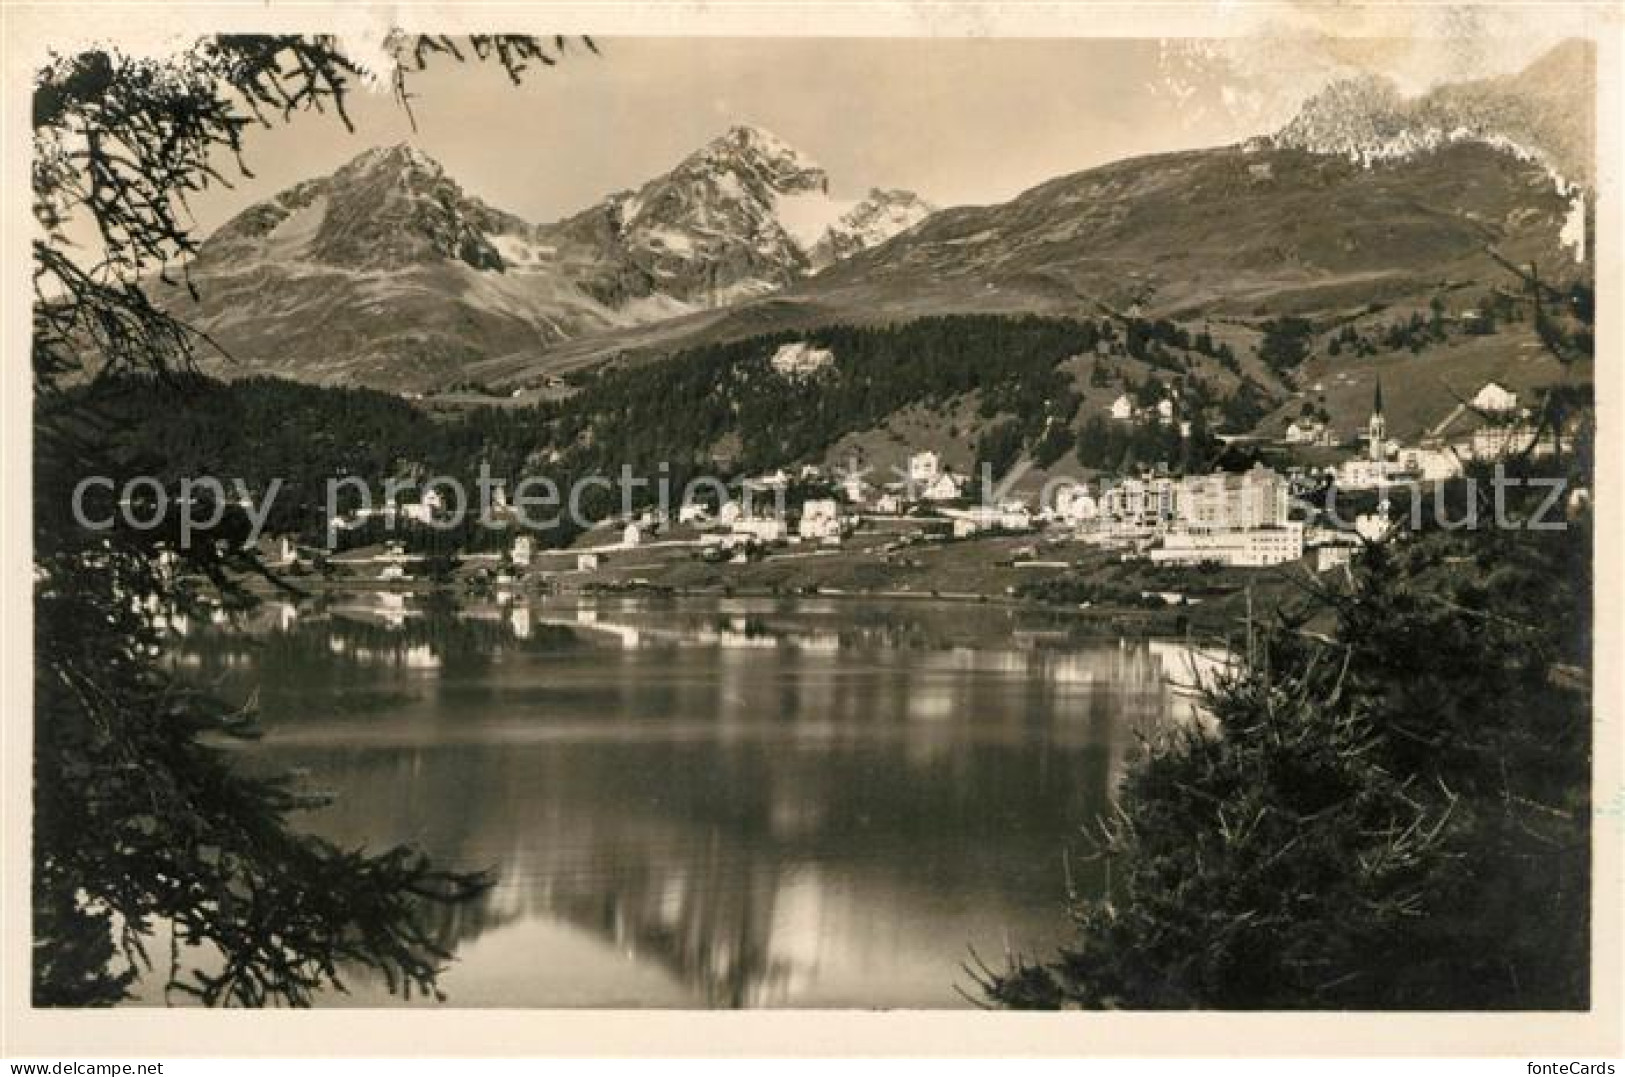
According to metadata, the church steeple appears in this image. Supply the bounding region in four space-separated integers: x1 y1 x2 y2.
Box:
1368 378 1387 462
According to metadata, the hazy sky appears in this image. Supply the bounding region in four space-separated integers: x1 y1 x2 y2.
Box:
166 34 1576 234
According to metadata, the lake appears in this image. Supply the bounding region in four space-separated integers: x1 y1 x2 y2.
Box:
170 594 1206 1008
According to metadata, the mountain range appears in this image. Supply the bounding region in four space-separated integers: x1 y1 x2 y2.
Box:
162 126 932 387
163 40 1593 394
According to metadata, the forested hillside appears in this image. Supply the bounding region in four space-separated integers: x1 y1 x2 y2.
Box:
92 314 1252 536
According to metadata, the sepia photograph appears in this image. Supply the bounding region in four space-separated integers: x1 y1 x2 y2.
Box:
2 0 1621 1062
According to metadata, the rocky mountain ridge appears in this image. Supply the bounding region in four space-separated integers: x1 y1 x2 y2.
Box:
163 41 1592 392
534 125 935 308
164 126 934 387
1270 39 1594 186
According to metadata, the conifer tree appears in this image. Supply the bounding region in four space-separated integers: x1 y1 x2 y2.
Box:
32 33 590 1006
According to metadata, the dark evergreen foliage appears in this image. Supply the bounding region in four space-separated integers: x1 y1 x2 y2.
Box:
1257 316 1316 375
979 507 1591 1009
32 33 587 1007
978 261 1595 1011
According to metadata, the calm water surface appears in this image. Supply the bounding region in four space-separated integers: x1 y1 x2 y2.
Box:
173 595 1203 1008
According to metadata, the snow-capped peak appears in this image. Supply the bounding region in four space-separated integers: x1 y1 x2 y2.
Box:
1272 75 1412 162
539 123 934 306
340 142 446 180
806 188 937 271
201 143 516 273
777 185 937 268
716 124 811 163
703 125 820 171
677 124 831 199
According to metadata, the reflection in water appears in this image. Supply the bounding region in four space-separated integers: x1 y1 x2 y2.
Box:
175 596 1202 1008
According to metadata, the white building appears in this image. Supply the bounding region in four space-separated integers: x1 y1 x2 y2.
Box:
797 499 844 543
948 502 1033 538
678 501 711 525
1109 394 1135 421
1314 543 1357 572
1338 458 1397 491
622 522 644 548
1284 418 1333 446
1468 422 1565 461
400 487 448 524
996 499 1034 530
731 516 787 544
1468 424 1522 461
1151 522 1304 567
743 469 791 493
1354 506 1395 544
1146 467 1301 567
1337 385 1399 492
908 451 942 486
920 471 965 502
1305 525 1361 570
1471 381 1519 414
1397 446 1463 482
1177 466 1290 532
511 535 534 567
1101 475 1179 528
576 552 601 572
951 514 989 539
1051 483 1099 524
839 473 869 504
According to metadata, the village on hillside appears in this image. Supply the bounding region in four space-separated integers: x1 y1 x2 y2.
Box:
267 373 1576 608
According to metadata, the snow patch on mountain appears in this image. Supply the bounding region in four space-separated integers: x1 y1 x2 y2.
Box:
776 189 858 251
260 194 328 261
1269 42 1593 263
808 189 936 270
537 124 936 306
489 233 558 271
172 128 940 388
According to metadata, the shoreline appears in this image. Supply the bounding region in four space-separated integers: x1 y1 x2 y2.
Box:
227 571 1255 640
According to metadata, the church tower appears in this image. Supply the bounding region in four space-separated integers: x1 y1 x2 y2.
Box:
1368 379 1387 462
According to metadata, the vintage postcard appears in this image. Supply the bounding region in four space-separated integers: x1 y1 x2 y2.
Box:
2 0 1620 1061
